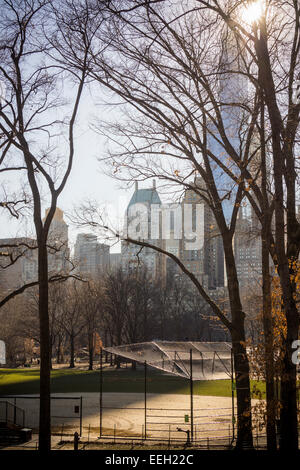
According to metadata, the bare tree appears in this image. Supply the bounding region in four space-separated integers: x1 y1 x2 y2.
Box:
67 2 260 447
102 267 132 368
68 0 300 450
58 281 87 368
0 0 92 449
79 281 102 370
188 0 300 451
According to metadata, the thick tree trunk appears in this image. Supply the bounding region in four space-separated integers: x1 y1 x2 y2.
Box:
261 229 277 450
224 239 253 450
38 242 51 452
258 97 277 450
231 329 253 449
255 29 299 451
279 306 299 450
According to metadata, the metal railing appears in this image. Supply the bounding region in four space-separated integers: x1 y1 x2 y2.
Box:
0 400 25 428
0 395 82 435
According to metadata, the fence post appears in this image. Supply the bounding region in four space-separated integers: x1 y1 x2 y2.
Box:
79 396 83 437
190 349 194 443
231 348 235 441
100 348 103 438
74 431 79 451
14 398 16 425
144 361 147 439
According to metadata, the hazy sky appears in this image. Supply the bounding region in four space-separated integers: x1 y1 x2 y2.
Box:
0 86 168 254
0 91 135 253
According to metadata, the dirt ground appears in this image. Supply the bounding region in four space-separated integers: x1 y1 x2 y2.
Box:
5 392 262 444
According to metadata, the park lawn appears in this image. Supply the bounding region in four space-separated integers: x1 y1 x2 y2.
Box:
0 367 266 398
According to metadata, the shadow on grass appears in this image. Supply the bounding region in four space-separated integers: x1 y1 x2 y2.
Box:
0 368 188 395
0 366 254 398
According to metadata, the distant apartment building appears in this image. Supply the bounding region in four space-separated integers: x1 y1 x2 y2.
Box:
0 208 70 292
121 180 166 279
109 252 122 271
0 237 37 292
121 178 226 286
234 208 262 287
74 233 110 278
44 207 70 275
179 176 224 289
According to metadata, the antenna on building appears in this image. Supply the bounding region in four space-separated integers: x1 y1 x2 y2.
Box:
153 179 156 189
135 181 138 191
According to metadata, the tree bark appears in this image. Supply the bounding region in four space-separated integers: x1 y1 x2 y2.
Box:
224 237 253 449
261 228 277 450
255 23 299 450
279 307 299 450
38 241 51 452
260 99 277 451
88 333 94 371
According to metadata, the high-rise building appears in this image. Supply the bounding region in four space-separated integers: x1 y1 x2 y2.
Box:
74 233 109 278
121 180 165 279
44 208 70 275
109 252 122 271
0 237 37 291
234 208 262 288
207 28 249 222
179 176 224 289
0 209 70 291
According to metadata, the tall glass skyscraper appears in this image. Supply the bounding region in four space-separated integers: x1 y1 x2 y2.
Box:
206 29 248 223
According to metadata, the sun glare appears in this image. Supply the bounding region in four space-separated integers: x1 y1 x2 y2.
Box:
242 1 263 25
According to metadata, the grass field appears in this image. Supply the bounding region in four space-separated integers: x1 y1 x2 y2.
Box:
0 366 266 397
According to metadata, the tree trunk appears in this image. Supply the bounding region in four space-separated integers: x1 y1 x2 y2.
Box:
115 355 121 369
88 334 94 371
56 344 60 365
279 306 299 450
255 28 299 451
258 97 277 450
60 345 64 364
224 238 253 450
38 242 51 452
56 335 61 364
261 227 277 450
69 334 75 368
231 330 253 449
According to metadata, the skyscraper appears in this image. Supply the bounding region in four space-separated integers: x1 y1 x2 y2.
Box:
44 208 70 275
207 28 249 222
121 180 165 279
74 233 110 278
179 176 224 289
0 237 37 291
234 208 262 288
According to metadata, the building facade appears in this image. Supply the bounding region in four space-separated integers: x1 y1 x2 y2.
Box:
179 177 224 289
74 233 110 278
121 180 166 279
